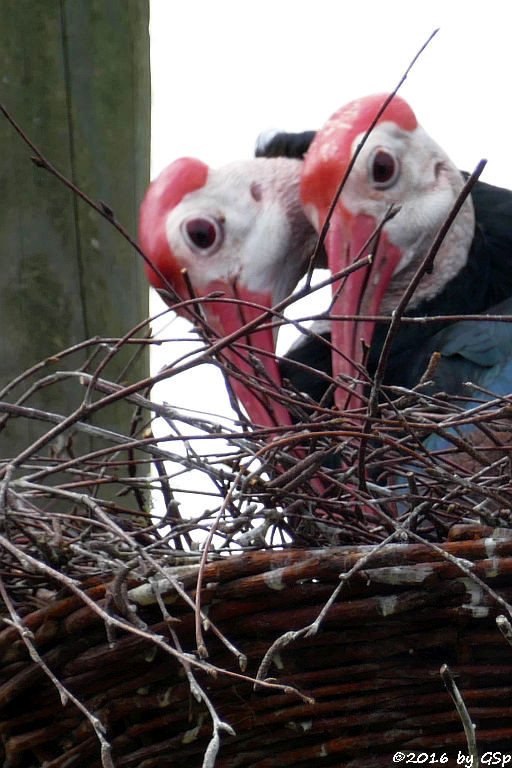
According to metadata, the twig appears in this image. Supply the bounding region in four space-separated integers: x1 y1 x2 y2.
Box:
440 663 479 768
0 576 115 768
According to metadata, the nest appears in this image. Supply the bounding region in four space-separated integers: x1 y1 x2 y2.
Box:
1 525 512 767
2 96 512 768
2 316 512 767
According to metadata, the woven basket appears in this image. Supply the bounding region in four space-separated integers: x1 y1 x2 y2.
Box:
1 524 512 767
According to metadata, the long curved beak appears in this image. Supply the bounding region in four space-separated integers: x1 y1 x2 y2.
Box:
326 205 401 410
199 280 293 429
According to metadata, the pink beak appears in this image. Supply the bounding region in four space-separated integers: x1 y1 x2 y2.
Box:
326 205 402 410
199 280 294 429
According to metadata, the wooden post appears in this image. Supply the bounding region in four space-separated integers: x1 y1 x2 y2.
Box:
0 1 150 460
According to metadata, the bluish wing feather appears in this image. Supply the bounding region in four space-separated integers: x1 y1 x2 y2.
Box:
416 298 512 455
426 296 512 395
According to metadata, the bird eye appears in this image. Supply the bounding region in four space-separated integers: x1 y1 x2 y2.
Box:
369 149 399 189
182 217 223 253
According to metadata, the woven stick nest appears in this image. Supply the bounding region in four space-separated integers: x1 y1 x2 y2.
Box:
5 332 512 768
2 99 512 768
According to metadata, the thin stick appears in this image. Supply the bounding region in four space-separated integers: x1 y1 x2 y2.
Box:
440 663 479 768
0 576 115 768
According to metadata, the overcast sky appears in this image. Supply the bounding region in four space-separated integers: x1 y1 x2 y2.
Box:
147 0 512 509
150 0 512 184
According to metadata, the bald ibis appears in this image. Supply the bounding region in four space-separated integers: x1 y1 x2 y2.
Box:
299 94 512 417
139 156 319 429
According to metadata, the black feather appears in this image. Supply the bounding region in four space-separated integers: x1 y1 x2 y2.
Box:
255 130 316 159
280 177 512 402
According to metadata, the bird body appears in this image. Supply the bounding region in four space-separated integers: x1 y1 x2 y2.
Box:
300 95 512 415
139 97 512 528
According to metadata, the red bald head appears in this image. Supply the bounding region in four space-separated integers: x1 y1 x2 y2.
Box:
138 155 320 429
301 94 417 218
301 94 418 409
299 93 473 411
139 157 209 300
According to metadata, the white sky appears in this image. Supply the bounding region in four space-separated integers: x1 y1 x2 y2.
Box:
147 0 512 512
150 0 512 184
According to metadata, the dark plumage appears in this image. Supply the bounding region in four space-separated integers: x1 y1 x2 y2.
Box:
370 177 512 396
255 129 316 159
280 178 512 407
279 328 333 403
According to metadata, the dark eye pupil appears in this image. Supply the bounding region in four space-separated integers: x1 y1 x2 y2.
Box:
186 218 217 249
372 151 395 184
